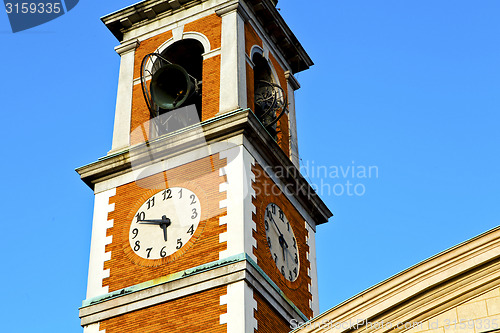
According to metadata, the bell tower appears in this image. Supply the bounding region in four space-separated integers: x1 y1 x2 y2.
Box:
77 1 332 332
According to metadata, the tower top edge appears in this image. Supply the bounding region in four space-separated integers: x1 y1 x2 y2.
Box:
101 0 313 73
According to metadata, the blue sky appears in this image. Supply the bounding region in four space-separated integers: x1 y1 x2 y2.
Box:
1 0 499 331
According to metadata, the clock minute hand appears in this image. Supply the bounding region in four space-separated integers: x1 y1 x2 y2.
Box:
270 217 289 260
271 217 283 237
138 221 163 225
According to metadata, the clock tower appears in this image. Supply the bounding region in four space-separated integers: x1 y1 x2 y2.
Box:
77 1 332 332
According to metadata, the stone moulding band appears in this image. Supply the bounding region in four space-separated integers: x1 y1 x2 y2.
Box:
79 253 308 326
81 253 245 308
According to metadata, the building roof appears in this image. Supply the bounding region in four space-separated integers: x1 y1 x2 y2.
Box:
293 225 500 332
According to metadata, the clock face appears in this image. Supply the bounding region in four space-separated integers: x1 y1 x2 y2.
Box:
129 187 201 260
264 203 299 282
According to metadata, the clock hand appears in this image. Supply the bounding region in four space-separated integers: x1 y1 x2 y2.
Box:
138 216 171 242
278 234 289 260
137 221 166 225
271 217 283 236
281 238 286 260
138 219 168 224
268 216 290 261
160 223 168 241
270 217 289 259
159 215 170 241
271 218 289 246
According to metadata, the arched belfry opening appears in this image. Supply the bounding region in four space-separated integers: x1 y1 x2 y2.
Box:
252 52 286 140
253 52 273 85
161 39 204 83
141 39 204 136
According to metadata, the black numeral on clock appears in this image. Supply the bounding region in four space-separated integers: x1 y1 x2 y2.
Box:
135 211 145 222
176 238 183 249
178 188 183 199
132 228 139 239
187 224 194 235
279 209 284 221
273 253 277 263
134 241 140 252
162 189 172 200
160 246 167 258
147 197 155 209
267 237 272 248
191 208 198 219
146 247 152 258
190 194 197 205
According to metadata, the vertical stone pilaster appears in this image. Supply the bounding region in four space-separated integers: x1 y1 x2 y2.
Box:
222 281 257 333
86 188 115 299
305 221 319 316
285 71 301 168
217 3 248 114
109 39 140 154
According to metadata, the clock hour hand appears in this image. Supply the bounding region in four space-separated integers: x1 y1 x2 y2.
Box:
138 215 171 241
272 218 289 245
281 237 286 260
160 222 168 242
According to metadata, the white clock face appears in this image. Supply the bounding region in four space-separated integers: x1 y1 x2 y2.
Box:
264 203 299 282
129 187 201 260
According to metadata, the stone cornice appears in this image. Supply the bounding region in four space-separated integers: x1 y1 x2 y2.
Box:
75 109 332 224
79 254 308 326
215 2 249 21
245 0 313 73
114 39 140 55
285 70 301 91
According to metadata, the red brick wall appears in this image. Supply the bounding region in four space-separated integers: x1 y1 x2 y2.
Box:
130 84 151 146
100 286 227 333
277 112 290 158
254 291 292 333
185 14 221 50
246 62 255 113
103 154 227 292
201 54 221 120
187 14 222 121
252 163 313 319
245 21 263 56
245 21 261 117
